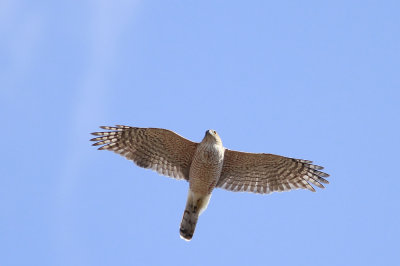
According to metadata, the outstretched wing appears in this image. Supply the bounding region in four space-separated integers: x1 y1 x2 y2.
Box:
90 125 198 180
217 149 329 194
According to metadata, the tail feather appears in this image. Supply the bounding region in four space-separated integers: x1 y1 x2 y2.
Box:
179 191 211 241
180 208 199 241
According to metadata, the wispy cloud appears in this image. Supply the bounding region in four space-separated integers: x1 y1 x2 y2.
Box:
56 0 140 263
60 0 141 193
0 0 43 97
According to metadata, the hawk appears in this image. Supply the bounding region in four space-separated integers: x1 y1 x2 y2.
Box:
90 125 329 241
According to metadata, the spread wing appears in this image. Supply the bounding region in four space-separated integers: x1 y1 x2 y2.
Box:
90 125 198 180
217 149 329 194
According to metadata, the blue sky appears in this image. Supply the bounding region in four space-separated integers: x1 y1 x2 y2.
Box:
1 1 399 265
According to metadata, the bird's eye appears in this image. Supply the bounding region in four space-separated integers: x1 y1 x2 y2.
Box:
213 130 217 134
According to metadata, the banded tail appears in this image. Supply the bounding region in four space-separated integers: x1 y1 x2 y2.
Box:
179 191 211 241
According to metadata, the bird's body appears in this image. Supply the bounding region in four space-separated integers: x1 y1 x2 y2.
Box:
180 130 224 240
91 125 329 241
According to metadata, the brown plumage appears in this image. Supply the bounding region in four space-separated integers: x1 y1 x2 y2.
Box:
91 125 329 241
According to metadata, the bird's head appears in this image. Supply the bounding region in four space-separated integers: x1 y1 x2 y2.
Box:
203 129 222 144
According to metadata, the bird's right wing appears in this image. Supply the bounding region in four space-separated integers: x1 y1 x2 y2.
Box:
90 125 198 180
217 149 329 194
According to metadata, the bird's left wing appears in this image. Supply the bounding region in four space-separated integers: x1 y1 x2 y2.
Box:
91 125 198 180
216 149 329 194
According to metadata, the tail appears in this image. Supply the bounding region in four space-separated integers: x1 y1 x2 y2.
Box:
179 190 211 241
179 204 199 241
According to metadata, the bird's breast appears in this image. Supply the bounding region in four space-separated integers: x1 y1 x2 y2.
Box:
188 144 224 194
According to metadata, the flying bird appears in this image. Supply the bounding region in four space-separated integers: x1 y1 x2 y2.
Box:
90 125 329 241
